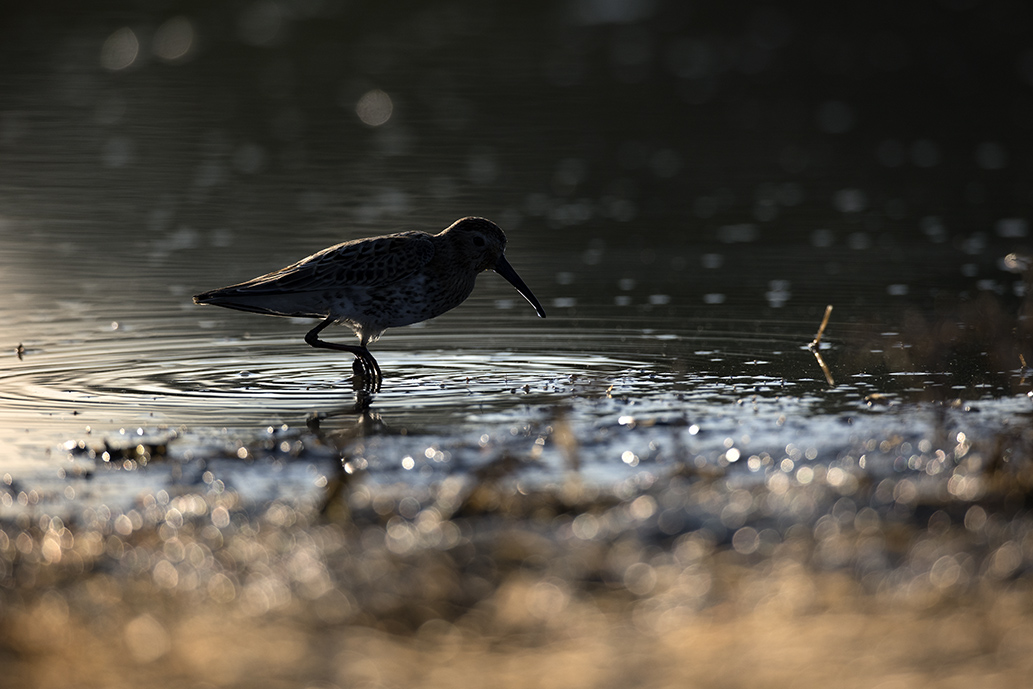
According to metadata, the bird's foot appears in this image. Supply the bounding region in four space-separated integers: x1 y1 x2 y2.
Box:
351 351 382 394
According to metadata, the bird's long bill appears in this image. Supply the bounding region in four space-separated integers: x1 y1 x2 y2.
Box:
494 255 547 318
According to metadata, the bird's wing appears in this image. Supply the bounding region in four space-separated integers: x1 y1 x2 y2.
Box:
222 231 435 295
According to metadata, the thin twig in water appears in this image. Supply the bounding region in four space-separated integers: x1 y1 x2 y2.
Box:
808 305 835 386
810 305 833 348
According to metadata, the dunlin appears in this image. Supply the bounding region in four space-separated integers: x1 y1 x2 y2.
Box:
194 217 546 389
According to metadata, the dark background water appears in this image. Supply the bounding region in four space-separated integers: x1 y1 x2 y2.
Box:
3 0 1031 309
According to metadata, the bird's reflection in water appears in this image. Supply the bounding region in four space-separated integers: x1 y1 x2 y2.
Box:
305 370 385 517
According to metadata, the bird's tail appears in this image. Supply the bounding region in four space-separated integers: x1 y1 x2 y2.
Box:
193 287 325 318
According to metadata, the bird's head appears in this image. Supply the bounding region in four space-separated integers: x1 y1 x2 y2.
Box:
442 217 546 318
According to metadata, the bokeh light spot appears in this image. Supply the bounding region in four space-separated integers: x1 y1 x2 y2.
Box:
124 614 171 664
100 27 139 71
356 90 393 127
732 526 760 554
975 141 1008 170
153 16 196 63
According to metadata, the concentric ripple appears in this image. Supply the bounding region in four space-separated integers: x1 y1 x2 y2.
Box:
0 329 659 438
0 316 959 441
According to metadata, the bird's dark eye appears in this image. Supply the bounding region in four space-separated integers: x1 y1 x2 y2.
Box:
473 235 486 247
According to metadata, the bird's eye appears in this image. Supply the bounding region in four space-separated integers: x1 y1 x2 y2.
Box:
473 235 486 247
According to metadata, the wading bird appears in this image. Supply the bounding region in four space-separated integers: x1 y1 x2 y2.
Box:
194 217 546 391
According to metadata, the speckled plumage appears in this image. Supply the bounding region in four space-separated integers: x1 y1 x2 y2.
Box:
194 217 546 389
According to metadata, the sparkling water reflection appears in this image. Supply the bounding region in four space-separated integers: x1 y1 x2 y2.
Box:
2 309 1030 521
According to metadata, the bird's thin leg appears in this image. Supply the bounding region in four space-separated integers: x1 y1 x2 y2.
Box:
304 316 382 390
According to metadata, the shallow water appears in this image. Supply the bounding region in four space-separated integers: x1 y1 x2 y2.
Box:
3 2 1033 686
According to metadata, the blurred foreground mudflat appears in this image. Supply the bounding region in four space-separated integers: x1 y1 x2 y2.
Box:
3 419 1033 689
